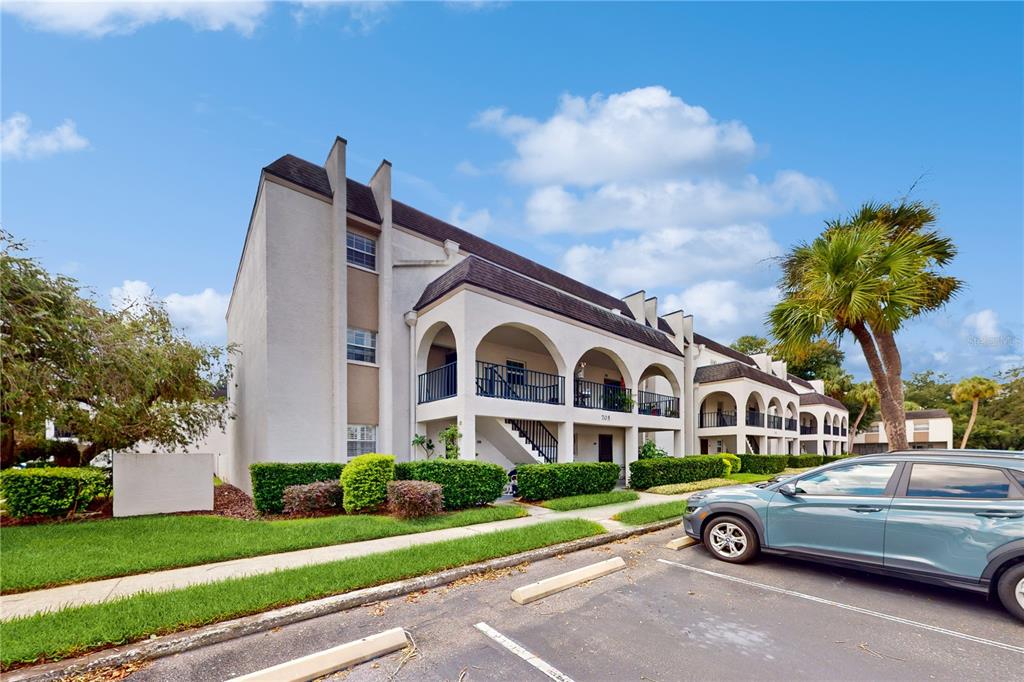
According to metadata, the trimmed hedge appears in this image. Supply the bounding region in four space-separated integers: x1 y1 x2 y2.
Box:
340 454 395 513
387 480 444 519
394 459 506 510
249 462 346 514
822 454 852 464
737 454 789 475
0 467 111 517
517 462 620 501
281 481 343 516
787 454 824 468
719 453 742 475
629 455 728 490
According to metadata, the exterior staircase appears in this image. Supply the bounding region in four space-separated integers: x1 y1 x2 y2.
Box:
504 419 558 464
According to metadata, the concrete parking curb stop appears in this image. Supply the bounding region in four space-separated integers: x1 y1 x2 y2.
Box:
665 536 698 550
3 519 680 682
511 557 627 604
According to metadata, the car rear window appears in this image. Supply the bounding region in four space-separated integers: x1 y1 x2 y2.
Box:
906 464 1011 499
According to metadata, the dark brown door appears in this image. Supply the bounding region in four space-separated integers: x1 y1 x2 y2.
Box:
598 434 613 462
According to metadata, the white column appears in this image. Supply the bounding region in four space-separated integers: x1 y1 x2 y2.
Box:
370 160 394 455
624 426 639 486
557 420 574 462
673 429 684 457
457 413 476 461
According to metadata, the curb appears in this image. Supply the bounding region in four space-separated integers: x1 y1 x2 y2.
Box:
4 519 679 682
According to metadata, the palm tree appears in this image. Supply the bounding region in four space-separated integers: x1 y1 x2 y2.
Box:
952 376 999 448
846 381 879 451
769 201 961 451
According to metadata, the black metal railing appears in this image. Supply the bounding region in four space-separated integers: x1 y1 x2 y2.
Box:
417 362 457 403
746 410 765 428
638 391 680 417
699 411 737 428
767 414 784 430
574 379 633 412
785 417 798 432
476 362 564 404
841 427 848 437
800 425 816 435
506 419 558 464
824 425 833 435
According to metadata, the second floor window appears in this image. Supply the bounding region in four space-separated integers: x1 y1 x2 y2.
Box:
346 232 376 270
913 422 930 432
347 328 376 363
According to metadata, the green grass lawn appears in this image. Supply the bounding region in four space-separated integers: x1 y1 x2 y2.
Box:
0 519 604 669
0 505 526 594
539 490 639 511
612 501 688 525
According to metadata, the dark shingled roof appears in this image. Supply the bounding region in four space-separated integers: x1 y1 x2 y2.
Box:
414 256 681 356
907 409 950 420
261 153 636 320
694 333 757 366
788 373 814 389
694 361 797 394
799 392 847 410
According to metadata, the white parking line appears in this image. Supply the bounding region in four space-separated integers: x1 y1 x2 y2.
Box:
474 622 576 682
658 559 1024 655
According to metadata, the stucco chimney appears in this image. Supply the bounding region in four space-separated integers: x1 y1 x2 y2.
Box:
643 297 658 327
750 353 773 373
621 290 645 322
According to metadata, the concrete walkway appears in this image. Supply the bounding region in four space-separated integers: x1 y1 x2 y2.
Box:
0 491 687 620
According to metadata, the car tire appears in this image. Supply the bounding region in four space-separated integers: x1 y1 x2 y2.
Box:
995 563 1024 623
702 514 760 564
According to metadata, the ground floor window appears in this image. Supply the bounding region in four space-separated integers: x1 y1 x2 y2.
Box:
347 424 377 458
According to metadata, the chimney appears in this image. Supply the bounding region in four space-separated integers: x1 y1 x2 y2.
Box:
750 352 773 373
621 290 645 322
368 159 391 224
643 297 658 327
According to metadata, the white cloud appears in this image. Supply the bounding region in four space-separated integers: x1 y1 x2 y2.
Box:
961 309 1000 340
663 281 779 337
2 1 270 37
1 112 89 160
110 280 228 339
560 224 779 294
475 86 756 186
449 202 492 235
526 172 834 234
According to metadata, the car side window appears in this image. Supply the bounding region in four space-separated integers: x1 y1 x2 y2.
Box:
906 464 1011 499
794 462 898 496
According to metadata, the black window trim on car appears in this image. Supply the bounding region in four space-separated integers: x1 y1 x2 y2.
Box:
892 462 1024 500
790 461 905 498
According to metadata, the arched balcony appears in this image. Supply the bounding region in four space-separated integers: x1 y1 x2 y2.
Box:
474 324 566 405
699 391 738 428
637 363 681 418
416 322 458 403
573 348 634 413
745 391 766 428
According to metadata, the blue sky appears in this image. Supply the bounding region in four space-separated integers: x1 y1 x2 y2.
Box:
2 1 1022 381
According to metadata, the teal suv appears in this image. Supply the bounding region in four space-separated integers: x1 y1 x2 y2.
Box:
683 450 1024 621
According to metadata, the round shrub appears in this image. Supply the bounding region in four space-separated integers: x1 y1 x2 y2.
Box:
719 453 741 475
822 454 851 463
393 459 505 509
628 455 728 490
0 467 111 518
516 462 620 501
387 480 444 519
340 454 395 513
249 462 346 514
281 480 343 516
787 454 824 468
737 453 789 475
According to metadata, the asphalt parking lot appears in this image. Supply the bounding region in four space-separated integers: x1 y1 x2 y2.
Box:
131 525 1023 682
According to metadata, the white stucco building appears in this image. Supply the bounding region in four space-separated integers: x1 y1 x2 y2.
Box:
222 137 849 491
852 409 954 454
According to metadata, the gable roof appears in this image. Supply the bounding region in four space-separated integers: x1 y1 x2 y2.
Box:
799 392 847 410
414 256 681 356
694 361 797 394
788 373 814 389
693 333 756 366
263 155 382 223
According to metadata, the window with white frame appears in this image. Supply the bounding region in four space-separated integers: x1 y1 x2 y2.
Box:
913 422 930 432
347 425 377 458
347 328 377 363
346 232 376 270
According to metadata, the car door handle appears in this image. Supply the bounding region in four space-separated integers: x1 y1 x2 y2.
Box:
975 510 1024 519
849 505 883 513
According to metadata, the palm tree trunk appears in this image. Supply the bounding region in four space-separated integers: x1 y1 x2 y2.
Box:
850 323 908 451
873 330 908 450
960 399 979 449
849 402 867 452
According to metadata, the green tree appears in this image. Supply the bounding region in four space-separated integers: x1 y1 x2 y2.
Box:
1 232 232 466
769 201 962 451
846 381 879 450
730 335 771 355
783 339 846 380
952 376 1000 449
438 423 462 459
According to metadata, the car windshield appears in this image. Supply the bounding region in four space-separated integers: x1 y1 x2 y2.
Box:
795 462 898 496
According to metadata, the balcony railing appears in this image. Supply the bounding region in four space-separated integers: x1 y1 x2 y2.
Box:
800 425 816 435
785 417 798 431
476 362 564 404
841 427 848 437
574 379 633 412
746 410 765 428
638 391 680 418
767 414 784 430
699 411 737 428
417 362 457 404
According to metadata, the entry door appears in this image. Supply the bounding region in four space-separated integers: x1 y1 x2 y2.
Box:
767 461 900 564
598 434 614 463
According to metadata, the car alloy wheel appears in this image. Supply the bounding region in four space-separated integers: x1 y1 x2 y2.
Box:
1016 576 1024 611
709 521 748 559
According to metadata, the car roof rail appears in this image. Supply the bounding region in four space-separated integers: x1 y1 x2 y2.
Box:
856 449 1024 461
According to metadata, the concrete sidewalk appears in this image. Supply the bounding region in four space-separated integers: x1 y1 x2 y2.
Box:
0 491 687 620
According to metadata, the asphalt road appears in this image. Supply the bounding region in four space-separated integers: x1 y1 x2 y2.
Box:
130 525 1023 682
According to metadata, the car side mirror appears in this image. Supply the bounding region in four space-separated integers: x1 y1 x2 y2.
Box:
779 482 798 497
